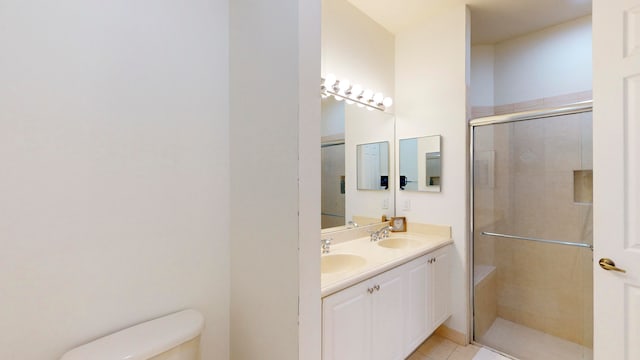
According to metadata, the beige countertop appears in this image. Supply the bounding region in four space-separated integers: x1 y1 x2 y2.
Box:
321 232 453 297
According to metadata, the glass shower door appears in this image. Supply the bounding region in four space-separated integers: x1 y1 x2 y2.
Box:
472 111 593 360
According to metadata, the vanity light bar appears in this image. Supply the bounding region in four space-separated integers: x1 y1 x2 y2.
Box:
321 74 393 112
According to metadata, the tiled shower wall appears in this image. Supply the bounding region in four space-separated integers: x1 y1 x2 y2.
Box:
474 111 593 347
470 90 593 119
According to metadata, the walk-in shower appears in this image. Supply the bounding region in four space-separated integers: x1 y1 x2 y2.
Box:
470 102 593 360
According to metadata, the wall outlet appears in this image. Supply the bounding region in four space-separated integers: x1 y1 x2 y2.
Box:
403 199 411 211
382 198 389 209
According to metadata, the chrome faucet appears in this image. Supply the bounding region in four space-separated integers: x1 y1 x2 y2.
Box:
347 221 359 229
321 238 332 254
369 226 393 242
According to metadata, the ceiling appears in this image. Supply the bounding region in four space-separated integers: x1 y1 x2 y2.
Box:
345 0 592 44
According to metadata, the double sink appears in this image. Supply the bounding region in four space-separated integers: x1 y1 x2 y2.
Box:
321 236 427 274
320 232 452 297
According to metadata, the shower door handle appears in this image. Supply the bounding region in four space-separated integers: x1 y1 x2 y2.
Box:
599 258 626 273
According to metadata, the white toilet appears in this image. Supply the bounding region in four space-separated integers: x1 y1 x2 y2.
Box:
60 309 205 360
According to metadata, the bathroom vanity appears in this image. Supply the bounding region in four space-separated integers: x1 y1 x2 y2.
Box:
320 229 452 360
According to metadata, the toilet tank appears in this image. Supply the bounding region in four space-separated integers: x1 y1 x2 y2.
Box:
60 309 205 360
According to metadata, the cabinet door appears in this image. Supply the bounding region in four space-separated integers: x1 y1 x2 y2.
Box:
371 265 406 360
404 256 429 354
430 247 451 330
322 281 372 360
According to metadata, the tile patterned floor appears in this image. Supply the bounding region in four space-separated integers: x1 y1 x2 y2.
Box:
407 335 482 360
472 348 512 360
407 316 592 360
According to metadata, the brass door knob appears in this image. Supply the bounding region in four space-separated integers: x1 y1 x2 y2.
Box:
599 258 626 273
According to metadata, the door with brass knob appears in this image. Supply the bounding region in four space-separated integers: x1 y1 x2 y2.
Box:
594 0 640 357
598 258 626 273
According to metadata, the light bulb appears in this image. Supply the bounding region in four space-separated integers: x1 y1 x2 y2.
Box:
351 84 363 98
366 106 374 111
373 93 384 105
324 74 337 89
383 97 393 107
357 103 365 108
338 79 351 92
362 89 373 102
345 99 355 105
334 94 344 101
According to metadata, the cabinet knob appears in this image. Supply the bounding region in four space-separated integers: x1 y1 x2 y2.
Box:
367 285 381 294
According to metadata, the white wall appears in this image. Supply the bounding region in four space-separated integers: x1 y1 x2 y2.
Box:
298 1 323 356
322 0 395 97
346 106 395 221
395 3 470 337
470 45 495 107
230 0 321 359
321 98 346 137
0 1 229 359
493 16 592 105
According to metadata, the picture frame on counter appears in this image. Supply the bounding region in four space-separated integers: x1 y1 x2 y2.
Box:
390 216 407 232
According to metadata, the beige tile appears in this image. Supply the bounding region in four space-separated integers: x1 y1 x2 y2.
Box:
496 305 520 324
573 170 593 203
474 233 495 266
471 106 495 119
517 309 547 333
413 335 483 360
513 98 544 112
544 114 582 173
575 90 593 101
416 335 457 359
480 317 592 360
448 344 481 360
494 103 515 115
407 350 430 360
512 122 545 175
545 311 584 345
579 113 593 169
543 93 580 107
474 270 498 338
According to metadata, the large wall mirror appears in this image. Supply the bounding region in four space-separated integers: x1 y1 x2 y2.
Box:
399 135 442 192
321 97 395 229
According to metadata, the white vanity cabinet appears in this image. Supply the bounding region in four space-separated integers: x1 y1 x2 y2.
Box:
429 246 451 331
322 260 406 360
405 245 452 354
322 244 452 360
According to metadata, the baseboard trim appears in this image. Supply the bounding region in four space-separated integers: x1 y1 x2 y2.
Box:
435 324 467 346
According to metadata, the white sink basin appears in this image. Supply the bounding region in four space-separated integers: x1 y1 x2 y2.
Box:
321 254 367 274
377 237 428 249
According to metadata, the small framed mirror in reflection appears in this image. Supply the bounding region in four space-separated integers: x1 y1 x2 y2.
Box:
356 141 390 191
399 135 441 192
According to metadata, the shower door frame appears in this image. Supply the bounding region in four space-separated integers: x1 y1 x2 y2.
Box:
467 100 594 352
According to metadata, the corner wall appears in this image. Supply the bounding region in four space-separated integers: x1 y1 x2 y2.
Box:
0 1 230 359
470 15 592 117
395 3 470 338
230 0 321 358
494 16 592 106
